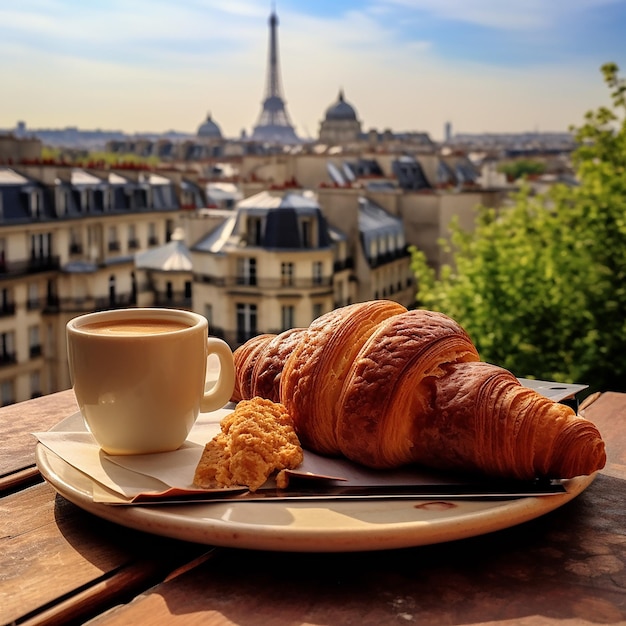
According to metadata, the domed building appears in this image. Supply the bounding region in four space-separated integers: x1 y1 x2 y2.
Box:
193 112 224 158
319 90 362 145
197 113 223 140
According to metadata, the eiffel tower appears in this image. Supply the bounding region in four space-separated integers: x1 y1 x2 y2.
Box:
251 10 300 144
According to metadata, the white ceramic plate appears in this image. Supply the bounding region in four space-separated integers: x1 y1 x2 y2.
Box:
35 415 596 552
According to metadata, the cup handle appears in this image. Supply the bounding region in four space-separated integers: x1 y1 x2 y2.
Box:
200 338 236 413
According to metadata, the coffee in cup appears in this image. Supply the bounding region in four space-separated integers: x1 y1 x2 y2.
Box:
66 308 235 455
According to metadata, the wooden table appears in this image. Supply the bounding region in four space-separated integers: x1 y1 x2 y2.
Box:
1 390 625 626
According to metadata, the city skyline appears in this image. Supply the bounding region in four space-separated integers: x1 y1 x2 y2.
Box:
2 0 625 142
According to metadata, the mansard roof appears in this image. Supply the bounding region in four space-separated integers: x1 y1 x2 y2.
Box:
192 190 334 254
0 166 181 224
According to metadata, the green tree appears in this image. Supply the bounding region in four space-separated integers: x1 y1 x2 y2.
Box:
497 159 546 180
411 63 626 393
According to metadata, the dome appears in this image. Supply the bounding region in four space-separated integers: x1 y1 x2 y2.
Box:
197 113 222 139
325 90 358 122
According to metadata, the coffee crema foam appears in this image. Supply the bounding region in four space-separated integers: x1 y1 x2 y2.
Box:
80 319 190 336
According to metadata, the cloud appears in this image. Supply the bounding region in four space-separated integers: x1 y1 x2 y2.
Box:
374 0 624 30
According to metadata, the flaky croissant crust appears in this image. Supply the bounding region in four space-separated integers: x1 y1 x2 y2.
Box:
231 301 606 480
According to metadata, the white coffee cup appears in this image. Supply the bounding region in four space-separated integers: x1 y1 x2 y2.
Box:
66 308 235 455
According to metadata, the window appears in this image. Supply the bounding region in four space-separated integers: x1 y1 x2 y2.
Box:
69 227 82 255
29 325 42 358
236 303 257 344
30 189 43 218
0 288 14 316
128 224 139 249
27 283 39 309
369 238 377 260
1 379 15 406
104 189 114 211
236 257 257 286
30 232 51 260
281 305 295 331
396 232 405 251
0 331 15 364
379 235 387 255
148 223 158 246
0 237 6 270
300 218 314 248
46 322 55 357
108 275 116 307
281 262 294 286
87 225 99 258
312 302 323 321
312 261 323 285
55 188 69 215
80 189 91 212
247 216 263 246
108 226 119 251
204 304 213 327
30 371 42 398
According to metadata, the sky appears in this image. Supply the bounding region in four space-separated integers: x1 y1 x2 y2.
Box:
2 0 626 142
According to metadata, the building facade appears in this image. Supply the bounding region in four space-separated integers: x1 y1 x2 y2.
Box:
0 163 204 404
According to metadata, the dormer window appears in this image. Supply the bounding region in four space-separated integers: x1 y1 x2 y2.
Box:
247 216 263 246
104 188 114 211
379 235 388 255
55 188 68 216
80 189 91 212
300 217 315 248
369 238 378 260
396 232 405 251
30 190 43 219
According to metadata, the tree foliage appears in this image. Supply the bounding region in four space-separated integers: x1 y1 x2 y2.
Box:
497 159 546 180
411 63 626 393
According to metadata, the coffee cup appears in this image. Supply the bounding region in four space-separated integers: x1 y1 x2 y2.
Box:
66 308 235 455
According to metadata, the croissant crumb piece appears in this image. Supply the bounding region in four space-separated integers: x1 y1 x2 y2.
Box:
193 397 303 492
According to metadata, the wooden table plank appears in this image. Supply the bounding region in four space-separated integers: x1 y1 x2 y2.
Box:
0 390 78 483
0 482 210 626
581 391 626 479
85 470 626 625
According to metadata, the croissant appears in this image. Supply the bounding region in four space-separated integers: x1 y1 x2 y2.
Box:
232 300 606 480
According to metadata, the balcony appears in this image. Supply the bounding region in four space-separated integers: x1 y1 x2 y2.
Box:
0 352 17 367
0 303 16 318
197 275 333 292
367 247 411 269
44 293 137 314
0 256 61 278
333 257 354 272
152 293 192 309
